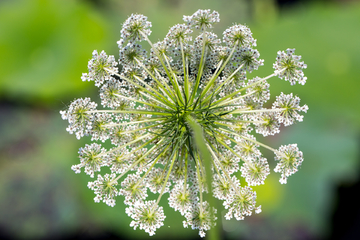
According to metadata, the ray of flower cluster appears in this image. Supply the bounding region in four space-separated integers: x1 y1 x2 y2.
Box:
60 9 308 237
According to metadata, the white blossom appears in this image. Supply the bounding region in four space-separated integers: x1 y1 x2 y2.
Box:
240 156 270 186
224 185 259 221
274 144 304 184
183 9 220 30
81 50 118 87
121 14 152 43
88 173 119 207
60 97 97 139
273 48 307 85
72 143 107 178
61 9 308 237
273 92 309 126
223 24 257 48
126 200 165 236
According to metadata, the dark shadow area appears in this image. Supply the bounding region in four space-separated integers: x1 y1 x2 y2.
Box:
328 136 360 240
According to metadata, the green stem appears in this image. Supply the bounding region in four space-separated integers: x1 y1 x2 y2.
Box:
189 28 207 105
133 143 171 190
154 69 177 101
180 41 190 103
201 63 244 106
198 41 238 101
111 138 165 184
139 30 183 107
139 30 173 80
210 71 279 107
211 90 256 108
108 122 165 135
113 93 169 111
162 53 185 105
98 133 155 158
134 58 177 103
185 114 219 240
86 109 173 116
102 117 166 128
138 91 172 109
106 68 175 109
229 108 285 115
152 142 179 213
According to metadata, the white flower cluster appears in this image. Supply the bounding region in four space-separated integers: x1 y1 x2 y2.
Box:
87 173 119 207
60 98 97 139
274 144 304 184
272 92 309 126
126 200 165 236
61 9 308 237
121 14 152 42
273 48 307 85
183 9 220 30
183 201 217 237
81 50 118 87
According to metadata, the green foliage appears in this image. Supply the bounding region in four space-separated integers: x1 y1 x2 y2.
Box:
0 0 109 104
251 2 360 126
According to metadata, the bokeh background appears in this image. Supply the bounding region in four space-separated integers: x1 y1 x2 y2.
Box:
1 0 360 239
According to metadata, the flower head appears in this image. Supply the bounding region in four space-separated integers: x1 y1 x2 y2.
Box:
81 50 118 87
60 97 97 139
223 24 257 48
121 14 152 43
72 143 107 178
166 24 193 47
183 9 220 30
252 112 280 136
274 144 304 184
235 47 264 72
168 180 197 215
273 48 307 85
119 43 147 68
88 173 119 207
240 156 270 186
224 185 260 221
61 9 308 237
272 92 309 126
126 200 166 236
183 201 217 237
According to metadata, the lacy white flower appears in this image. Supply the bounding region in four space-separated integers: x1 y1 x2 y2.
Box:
87 173 119 207
273 48 307 85
126 200 165 236
274 144 304 184
81 50 118 87
61 9 308 237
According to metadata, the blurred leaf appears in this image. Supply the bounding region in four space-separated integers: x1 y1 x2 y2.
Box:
250 2 360 127
0 0 110 105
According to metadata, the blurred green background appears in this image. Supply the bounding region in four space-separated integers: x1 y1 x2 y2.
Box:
1 0 360 239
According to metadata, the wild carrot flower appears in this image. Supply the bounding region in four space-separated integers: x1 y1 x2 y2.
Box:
61 9 308 237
